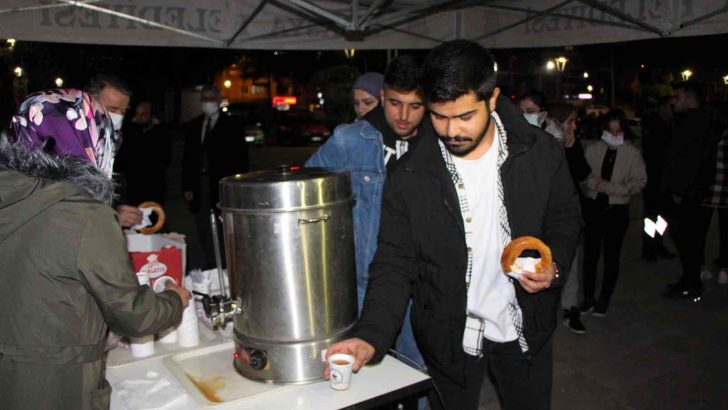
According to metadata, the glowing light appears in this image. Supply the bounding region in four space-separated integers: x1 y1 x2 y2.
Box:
577 93 592 100
6 38 15 49
54 77 63 88
681 69 693 81
546 60 556 71
555 56 568 72
723 74 728 85
344 49 356 58
223 80 232 89
272 96 298 105
583 72 589 79
587 84 594 92
316 92 323 99
13 66 22 77
644 215 668 238
494 62 498 72
640 64 645 69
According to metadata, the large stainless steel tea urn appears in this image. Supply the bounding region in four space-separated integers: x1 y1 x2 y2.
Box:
219 165 357 384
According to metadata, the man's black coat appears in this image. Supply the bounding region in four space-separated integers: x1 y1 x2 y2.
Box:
353 96 583 386
182 113 249 211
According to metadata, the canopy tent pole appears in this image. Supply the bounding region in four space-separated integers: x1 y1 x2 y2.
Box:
576 0 666 36
0 0 102 15
226 0 267 46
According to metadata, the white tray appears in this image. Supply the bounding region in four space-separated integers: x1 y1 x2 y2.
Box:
163 342 292 408
107 322 225 368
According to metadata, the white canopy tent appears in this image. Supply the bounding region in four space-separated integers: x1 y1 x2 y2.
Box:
0 0 727 50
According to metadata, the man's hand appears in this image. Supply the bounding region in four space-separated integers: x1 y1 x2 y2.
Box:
116 205 143 228
324 338 375 379
183 191 194 201
519 263 557 293
164 280 191 308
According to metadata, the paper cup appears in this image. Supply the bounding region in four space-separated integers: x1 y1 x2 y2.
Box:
130 335 155 358
328 353 354 390
136 272 150 286
178 302 200 347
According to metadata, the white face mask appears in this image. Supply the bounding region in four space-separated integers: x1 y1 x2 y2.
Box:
109 112 124 131
523 112 541 127
601 130 624 147
201 101 219 116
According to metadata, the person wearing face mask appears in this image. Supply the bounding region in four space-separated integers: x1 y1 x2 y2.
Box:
549 103 591 334
113 101 171 206
352 72 384 119
0 89 189 410
182 85 248 270
580 109 646 317
84 74 143 229
517 91 566 143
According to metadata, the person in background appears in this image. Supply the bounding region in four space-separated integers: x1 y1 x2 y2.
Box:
661 80 726 297
517 91 566 143
701 103 728 285
114 101 171 206
640 96 676 262
84 73 142 228
0 89 189 409
352 72 384 119
550 102 591 334
182 85 248 270
580 109 646 317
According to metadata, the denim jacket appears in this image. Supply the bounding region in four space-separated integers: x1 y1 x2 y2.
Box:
306 120 385 309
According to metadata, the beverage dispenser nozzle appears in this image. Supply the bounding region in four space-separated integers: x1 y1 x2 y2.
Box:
192 291 241 330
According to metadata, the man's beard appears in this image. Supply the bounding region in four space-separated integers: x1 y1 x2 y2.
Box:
439 114 491 157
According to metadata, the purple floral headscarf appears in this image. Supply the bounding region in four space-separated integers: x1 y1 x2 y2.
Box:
9 88 119 178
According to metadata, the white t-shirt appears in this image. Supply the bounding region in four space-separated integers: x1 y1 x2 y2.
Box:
452 140 519 343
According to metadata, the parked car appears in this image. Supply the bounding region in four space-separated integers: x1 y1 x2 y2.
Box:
272 110 331 145
225 102 269 146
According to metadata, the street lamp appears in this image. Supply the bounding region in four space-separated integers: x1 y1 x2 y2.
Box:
13 66 22 77
223 80 232 89
583 72 589 79
344 49 356 58
681 69 693 81
555 56 568 72
587 84 594 92
545 60 555 71
723 74 728 85
55 77 63 87
6 38 15 50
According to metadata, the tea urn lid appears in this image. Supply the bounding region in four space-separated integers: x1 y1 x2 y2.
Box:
219 166 352 211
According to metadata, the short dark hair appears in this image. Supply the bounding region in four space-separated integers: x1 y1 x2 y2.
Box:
384 55 421 94
602 109 634 139
200 84 221 99
84 74 132 99
672 79 704 104
519 91 549 112
421 40 497 103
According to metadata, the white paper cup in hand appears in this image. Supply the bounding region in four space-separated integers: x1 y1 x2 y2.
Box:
328 353 355 390
152 276 176 293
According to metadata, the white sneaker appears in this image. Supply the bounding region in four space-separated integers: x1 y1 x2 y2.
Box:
700 266 714 281
719 270 728 285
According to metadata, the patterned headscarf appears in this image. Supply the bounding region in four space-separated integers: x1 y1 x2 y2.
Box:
9 89 119 178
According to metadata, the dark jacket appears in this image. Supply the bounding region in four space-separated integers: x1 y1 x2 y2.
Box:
182 113 248 211
114 122 172 206
661 106 726 201
0 142 183 410
353 96 582 386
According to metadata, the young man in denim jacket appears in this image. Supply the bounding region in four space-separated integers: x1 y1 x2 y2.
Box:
306 55 431 372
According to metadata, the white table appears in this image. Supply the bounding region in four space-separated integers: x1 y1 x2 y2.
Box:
107 352 430 410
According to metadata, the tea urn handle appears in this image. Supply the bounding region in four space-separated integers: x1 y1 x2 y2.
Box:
298 215 330 225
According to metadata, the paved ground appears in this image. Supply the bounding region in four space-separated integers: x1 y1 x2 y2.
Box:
160 141 728 410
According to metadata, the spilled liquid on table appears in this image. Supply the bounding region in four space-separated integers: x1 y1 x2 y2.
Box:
186 373 226 403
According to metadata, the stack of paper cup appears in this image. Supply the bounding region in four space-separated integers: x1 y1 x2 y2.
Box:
178 301 199 347
130 335 155 357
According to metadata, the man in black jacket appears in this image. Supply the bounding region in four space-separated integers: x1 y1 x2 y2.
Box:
326 41 582 410
182 85 248 269
661 80 726 297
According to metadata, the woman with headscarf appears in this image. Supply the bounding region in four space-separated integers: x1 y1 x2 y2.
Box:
352 72 384 119
0 89 189 410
